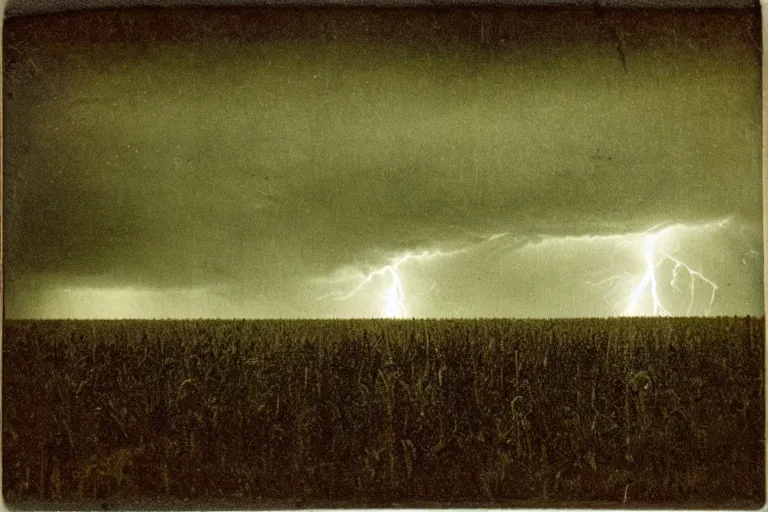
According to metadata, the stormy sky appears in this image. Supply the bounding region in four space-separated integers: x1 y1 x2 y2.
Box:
3 7 764 319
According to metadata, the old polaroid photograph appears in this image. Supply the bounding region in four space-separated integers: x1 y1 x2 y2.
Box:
2 0 764 509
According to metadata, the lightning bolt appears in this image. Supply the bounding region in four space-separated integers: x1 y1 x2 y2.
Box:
321 248 469 318
621 241 720 316
624 234 670 316
532 218 727 317
383 267 405 318
612 219 727 316
319 234 509 318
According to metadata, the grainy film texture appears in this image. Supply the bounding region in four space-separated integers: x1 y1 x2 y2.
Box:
2 6 764 509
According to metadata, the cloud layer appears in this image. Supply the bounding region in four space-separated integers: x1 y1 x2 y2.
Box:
3 8 763 318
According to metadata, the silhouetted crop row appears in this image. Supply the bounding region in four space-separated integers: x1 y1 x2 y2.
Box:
3 317 764 508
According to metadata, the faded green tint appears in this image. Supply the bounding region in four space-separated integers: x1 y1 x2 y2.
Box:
3 8 763 318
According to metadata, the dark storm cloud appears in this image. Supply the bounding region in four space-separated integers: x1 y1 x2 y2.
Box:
3 8 762 317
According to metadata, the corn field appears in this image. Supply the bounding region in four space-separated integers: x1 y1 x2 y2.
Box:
3 317 764 508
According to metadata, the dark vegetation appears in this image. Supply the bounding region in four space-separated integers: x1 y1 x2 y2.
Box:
3 317 765 508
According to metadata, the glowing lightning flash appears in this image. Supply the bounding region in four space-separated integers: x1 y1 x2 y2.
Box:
619 222 724 317
383 267 406 318
324 249 465 318
624 234 670 316
321 234 509 318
